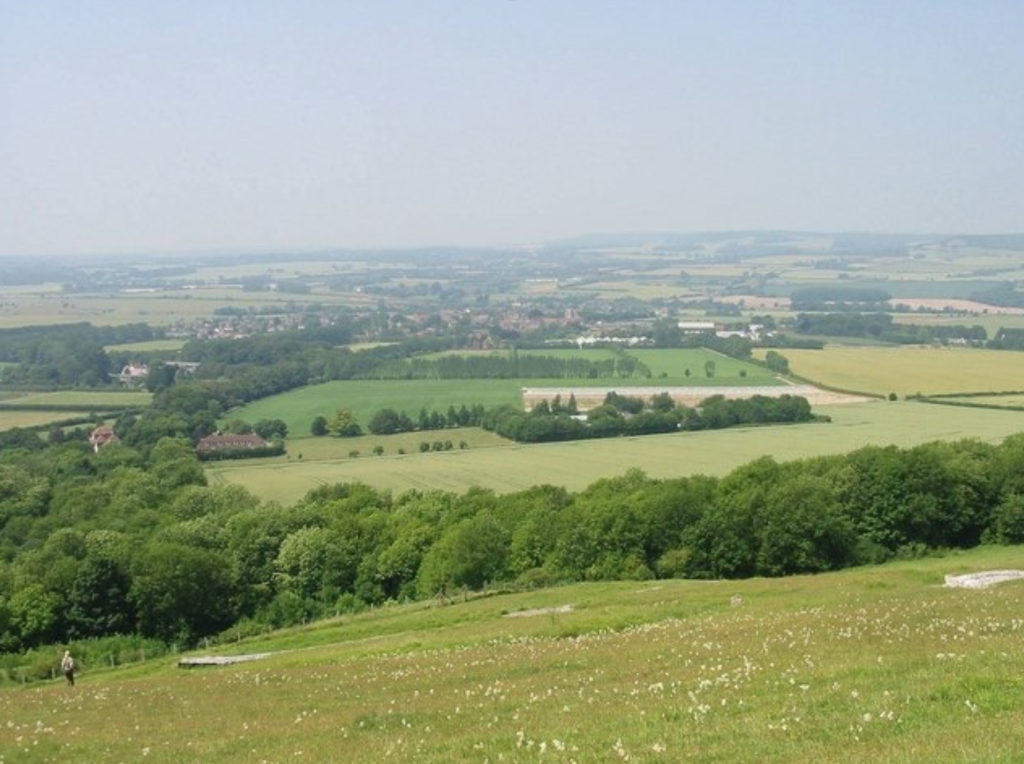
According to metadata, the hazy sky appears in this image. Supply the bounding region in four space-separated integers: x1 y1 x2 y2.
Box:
2 1 1023 257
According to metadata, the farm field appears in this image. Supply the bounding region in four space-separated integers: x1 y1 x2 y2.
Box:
421 348 620 362
228 352 777 435
0 289 358 328
4 390 153 407
561 280 697 299
935 394 1024 408
207 401 1024 503
421 348 774 383
228 379 524 436
0 410 96 430
893 314 1024 334
3 546 1023 763
628 348 776 380
249 427 510 463
768 346 1024 396
893 312 1024 333
767 278 1006 300
0 390 151 431
103 339 187 352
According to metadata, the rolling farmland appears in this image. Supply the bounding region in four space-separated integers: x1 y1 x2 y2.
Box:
0 390 152 431
226 350 778 435
207 401 1024 503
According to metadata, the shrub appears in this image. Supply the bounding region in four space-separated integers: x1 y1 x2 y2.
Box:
655 548 692 579
334 593 368 615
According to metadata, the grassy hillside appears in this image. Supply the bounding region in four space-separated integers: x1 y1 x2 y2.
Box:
207 401 1024 502
4 546 1023 763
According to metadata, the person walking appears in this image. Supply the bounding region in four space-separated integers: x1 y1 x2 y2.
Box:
61 650 75 686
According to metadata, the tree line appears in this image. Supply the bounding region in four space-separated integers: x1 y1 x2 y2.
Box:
0 323 160 387
482 392 816 443
1 429 1022 661
791 313 987 344
363 353 652 381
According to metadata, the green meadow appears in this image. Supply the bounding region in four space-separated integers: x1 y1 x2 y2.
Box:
207 401 1024 503
3 546 1023 763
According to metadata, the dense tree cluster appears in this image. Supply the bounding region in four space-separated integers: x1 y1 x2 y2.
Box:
789 286 891 310
649 320 754 358
0 323 159 387
989 328 1024 351
1 431 1023 659
971 282 1024 309
482 393 816 443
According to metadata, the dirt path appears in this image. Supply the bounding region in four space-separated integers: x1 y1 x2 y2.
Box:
944 570 1024 589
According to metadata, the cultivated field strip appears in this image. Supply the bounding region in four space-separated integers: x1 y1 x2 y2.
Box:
522 384 868 409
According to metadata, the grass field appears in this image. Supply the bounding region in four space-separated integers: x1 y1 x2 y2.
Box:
764 346 1024 396
4 546 1023 763
207 401 1024 503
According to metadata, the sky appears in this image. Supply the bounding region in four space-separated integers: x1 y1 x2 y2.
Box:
1 0 1023 257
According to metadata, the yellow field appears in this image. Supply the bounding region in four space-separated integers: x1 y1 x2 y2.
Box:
767 346 1024 396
